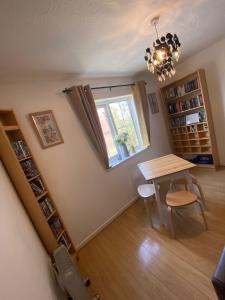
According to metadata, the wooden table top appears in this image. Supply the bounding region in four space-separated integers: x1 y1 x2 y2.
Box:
138 154 196 181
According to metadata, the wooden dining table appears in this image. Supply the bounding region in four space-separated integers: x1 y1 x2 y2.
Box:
138 154 196 225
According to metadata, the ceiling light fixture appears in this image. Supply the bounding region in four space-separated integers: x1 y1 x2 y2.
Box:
144 16 181 82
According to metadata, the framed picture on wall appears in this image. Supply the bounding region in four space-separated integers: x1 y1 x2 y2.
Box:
29 110 64 148
147 93 159 114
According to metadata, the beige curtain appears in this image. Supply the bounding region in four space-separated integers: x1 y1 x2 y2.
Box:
68 85 110 169
131 81 150 147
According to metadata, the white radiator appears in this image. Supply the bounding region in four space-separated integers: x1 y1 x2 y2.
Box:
53 245 99 300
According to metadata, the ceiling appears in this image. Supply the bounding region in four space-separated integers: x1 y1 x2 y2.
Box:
0 0 225 79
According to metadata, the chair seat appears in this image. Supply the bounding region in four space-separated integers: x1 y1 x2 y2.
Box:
166 190 198 207
137 184 155 198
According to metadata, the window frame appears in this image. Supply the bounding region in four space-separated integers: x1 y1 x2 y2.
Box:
96 94 144 166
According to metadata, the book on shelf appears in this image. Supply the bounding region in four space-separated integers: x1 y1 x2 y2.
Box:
21 159 38 178
198 95 204 106
30 177 45 196
45 197 54 212
58 233 70 248
39 201 51 217
11 140 30 160
39 197 54 218
48 217 63 238
199 110 206 123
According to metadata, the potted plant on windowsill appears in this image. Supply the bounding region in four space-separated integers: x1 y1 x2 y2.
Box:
115 132 130 158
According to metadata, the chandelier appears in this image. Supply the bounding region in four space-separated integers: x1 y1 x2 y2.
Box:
144 16 181 82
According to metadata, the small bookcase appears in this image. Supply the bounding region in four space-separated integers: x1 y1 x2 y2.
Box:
0 110 76 257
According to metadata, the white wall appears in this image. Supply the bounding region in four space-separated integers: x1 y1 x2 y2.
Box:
0 161 65 300
0 75 170 248
157 37 225 165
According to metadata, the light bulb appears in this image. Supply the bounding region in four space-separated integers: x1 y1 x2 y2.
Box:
171 68 176 76
156 48 167 62
173 50 179 61
149 64 154 73
157 75 162 82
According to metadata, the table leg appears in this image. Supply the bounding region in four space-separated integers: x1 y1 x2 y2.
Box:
153 179 164 225
184 170 195 193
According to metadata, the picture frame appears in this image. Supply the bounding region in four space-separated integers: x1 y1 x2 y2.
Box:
29 110 64 149
147 93 159 114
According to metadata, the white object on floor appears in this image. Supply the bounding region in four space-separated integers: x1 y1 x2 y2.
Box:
53 245 100 300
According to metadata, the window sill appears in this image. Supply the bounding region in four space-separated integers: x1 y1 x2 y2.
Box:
107 145 150 171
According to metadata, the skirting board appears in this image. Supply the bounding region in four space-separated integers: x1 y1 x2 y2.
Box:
76 195 139 250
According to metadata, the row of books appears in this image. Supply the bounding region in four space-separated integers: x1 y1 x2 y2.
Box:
184 79 198 93
30 177 45 196
21 159 38 179
168 95 203 114
39 197 54 218
11 140 30 160
171 116 186 128
49 217 63 238
11 139 71 247
166 78 198 99
171 111 206 128
58 233 70 248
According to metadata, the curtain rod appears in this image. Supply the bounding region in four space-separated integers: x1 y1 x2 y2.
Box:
62 83 137 94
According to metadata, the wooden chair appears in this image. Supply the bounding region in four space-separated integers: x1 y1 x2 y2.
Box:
137 184 155 228
170 175 207 209
166 190 208 238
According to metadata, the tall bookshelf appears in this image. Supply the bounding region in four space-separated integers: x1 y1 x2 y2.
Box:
0 110 76 257
160 69 219 169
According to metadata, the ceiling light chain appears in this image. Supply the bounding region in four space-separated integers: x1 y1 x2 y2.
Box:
144 16 181 82
154 22 159 39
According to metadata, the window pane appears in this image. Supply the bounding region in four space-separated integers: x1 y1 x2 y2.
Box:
109 101 139 148
97 107 118 159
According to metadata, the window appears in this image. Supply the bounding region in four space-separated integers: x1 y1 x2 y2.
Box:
96 95 145 167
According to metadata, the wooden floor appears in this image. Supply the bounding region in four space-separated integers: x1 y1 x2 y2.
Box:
78 168 225 300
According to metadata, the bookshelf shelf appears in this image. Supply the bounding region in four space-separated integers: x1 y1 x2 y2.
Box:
0 110 76 256
36 191 48 201
28 174 40 182
56 230 65 241
169 122 208 130
4 125 20 131
18 155 33 162
173 137 210 141
47 210 56 221
169 105 204 117
160 69 219 169
176 152 212 155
